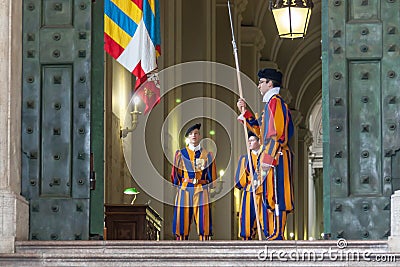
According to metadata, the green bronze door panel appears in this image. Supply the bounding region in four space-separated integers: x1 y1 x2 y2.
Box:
42 0 73 26
331 197 390 239
345 23 382 59
348 62 381 196
349 0 380 20
22 0 92 240
327 0 400 240
41 66 72 197
40 29 75 63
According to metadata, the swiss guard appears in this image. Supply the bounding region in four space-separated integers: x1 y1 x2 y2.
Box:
237 68 295 240
235 131 270 240
171 123 217 240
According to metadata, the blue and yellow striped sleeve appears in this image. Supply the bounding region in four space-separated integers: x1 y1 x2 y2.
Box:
235 155 248 189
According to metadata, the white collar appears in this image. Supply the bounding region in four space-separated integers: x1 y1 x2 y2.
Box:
252 149 260 156
263 87 280 103
188 144 201 152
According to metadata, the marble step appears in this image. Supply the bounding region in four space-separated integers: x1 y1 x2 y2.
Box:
0 240 398 266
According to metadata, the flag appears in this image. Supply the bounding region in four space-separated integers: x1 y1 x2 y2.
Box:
135 72 160 114
104 0 161 88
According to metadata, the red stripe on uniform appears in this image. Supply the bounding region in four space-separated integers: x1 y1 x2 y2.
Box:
104 33 124 59
268 98 277 136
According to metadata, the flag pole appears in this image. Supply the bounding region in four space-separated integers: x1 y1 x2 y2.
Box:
227 0 262 240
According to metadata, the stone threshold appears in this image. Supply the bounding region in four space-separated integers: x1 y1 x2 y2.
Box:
0 240 397 266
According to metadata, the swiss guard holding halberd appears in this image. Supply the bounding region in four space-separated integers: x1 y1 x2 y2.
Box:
237 68 295 240
171 123 217 240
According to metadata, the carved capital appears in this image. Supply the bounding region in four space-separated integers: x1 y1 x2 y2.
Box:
298 128 313 147
291 110 304 127
279 88 293 105
241 26 265 51
218 0 248 22
236 0 248 14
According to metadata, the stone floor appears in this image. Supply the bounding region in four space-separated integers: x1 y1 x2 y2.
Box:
0 240 399 266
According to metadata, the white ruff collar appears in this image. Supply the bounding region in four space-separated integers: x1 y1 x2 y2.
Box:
263 87 280 103
188 144 201 152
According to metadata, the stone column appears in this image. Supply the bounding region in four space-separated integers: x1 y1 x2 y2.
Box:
215 0 249 240
240 26 265 80
388 190 400 251
0 0 29 253
308 156 317 239
240 26 265 113
296 128 312 240
285 110 303 239
161 0 183 241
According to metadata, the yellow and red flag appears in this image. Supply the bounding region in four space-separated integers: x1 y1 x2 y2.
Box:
104 0 161 89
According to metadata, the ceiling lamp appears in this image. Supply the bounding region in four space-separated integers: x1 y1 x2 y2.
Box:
270 0 314 39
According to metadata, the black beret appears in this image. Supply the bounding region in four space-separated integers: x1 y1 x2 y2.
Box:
185 123 201 137
248 131 259 140
258 68 282 84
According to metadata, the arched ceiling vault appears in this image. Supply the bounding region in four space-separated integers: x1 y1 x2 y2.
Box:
254 1 269 28
306 92 323 129
296 64 322 127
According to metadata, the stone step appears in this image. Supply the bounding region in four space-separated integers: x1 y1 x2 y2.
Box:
0 240 398 266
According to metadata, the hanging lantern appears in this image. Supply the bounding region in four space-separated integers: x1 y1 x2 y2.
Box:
270 0 314 39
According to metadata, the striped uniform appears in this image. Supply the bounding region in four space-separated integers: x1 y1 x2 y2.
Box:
235 152 270 239
243 93 294 240
171 146 217 240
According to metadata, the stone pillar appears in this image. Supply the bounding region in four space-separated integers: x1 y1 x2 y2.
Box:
0 0 29 253
240 26 265 113
388 190 400 251
215 0 249 239
161 0 183 241
296 128 312 240
285 110 303 239
240 26 265 80
307 156 317 239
